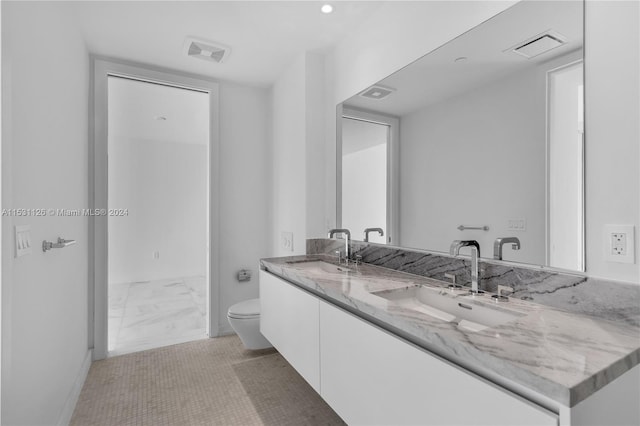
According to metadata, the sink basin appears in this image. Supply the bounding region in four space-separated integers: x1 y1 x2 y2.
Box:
286 259 354 274
372 285 523 332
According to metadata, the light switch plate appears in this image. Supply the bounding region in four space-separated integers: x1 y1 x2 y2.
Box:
507 218 526 231
15 225 33 257
604 225 635 264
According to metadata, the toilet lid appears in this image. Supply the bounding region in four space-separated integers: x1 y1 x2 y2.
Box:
228 298 260 318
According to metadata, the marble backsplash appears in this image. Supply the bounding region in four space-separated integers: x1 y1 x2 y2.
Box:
307 238 640 327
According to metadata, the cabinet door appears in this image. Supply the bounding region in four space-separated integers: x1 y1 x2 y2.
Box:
259 270 320 392
319 301 558 426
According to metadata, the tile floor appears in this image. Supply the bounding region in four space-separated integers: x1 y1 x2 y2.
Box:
109 276 207 356
71 335 345 426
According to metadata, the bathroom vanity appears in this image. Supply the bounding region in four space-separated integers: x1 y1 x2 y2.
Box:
260 3 640 423
259 253 640 426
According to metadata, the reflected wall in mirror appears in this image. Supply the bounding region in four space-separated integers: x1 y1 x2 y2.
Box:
337 0 584 271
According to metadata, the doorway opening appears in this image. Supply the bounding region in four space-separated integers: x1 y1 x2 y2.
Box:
547 60 584 271
92 59 220 360
107 76 209 355
341 117 388 244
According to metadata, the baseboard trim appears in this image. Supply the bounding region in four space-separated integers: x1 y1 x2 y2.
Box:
217 324 234 336
57 349 92 426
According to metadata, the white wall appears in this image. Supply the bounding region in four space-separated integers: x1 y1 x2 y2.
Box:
1 2 90 424
271 52 326 256
272 54 307 256
585 1 639 284
108 139 208 284
305 52 327 240
0 3 4 415
218 81 271 332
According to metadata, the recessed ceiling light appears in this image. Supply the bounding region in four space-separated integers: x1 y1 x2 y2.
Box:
321 4 333 14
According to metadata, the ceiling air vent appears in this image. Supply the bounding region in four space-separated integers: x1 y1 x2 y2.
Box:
183 37 231 63
358 85 396 101
508 31 567 59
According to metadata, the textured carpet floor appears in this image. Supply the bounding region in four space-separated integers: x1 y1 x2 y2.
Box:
70 335 345 426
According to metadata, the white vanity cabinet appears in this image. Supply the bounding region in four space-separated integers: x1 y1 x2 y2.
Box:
319 300 558 426
260 270 558 425
259 270 320 392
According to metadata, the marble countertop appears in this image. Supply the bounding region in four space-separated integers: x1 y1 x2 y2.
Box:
260 254 640 408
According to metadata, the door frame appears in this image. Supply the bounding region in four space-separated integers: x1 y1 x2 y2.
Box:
337 106 400 245
90 57 220 360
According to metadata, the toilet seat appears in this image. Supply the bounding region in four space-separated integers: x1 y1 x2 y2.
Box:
228 298 260 319
227 298 272 350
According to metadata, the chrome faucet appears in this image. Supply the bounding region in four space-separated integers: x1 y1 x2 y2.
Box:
328 228 351 263
364 227 384 242
449 240 482 295
493 237 521 260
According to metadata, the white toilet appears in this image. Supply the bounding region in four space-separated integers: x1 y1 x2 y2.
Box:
227 298 272 350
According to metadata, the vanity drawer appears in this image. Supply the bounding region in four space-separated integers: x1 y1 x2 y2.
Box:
319 300 558 426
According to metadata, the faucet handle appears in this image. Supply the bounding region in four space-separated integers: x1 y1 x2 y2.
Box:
492 285 514 302
444 273 462 289
334 250 343 264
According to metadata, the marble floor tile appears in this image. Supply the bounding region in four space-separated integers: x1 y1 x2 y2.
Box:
108 276 207 356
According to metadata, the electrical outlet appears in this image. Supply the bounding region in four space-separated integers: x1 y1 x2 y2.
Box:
281 231 294 252
604 225 635 264
611 233 627 256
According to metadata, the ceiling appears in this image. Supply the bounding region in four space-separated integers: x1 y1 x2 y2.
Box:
70 1 385 88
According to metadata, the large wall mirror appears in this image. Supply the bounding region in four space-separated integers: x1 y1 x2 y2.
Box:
337 0 584 271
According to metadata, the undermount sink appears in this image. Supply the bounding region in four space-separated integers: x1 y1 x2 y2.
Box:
372 285 523 332
286 259 354 274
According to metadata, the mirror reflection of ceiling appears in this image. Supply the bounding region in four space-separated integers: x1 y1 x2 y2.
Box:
344 1 583 117
338 0 585 271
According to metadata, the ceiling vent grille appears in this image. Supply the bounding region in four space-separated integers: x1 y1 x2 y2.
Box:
183 37 231 63
508 30 568 59
358 85 396 101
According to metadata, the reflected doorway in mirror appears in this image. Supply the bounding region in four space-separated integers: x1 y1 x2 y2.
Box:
338 107 399 245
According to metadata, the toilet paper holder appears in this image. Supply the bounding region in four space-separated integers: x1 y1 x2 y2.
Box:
237 269 252 282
